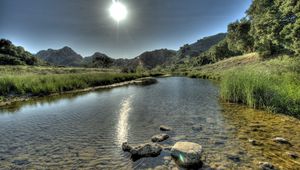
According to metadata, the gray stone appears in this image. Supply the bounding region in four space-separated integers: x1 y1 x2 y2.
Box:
122 142 133 152
227 155 241 163
171 141 203 168
151 134 169 142
287 152 299 159
12 159 30 166
192 125 203 131
259 162 275 170
122 142 162 159
160 125 172 131
272 137 292 145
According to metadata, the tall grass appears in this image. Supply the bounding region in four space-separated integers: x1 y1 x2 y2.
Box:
221 70 300 117
0 73 143 97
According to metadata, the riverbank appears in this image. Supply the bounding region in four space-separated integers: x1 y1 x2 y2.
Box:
187 53 300 117
0 76 157 107
0 66 159 106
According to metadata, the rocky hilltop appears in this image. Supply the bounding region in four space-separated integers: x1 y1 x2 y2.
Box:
36 46 83 66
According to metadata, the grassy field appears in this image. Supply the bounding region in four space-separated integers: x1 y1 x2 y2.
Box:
188 53 300 117
0 65 115 76
0 66 144 102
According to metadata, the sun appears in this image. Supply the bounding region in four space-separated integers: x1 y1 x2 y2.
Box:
109 1 128 22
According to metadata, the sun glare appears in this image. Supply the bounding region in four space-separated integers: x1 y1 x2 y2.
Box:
109 1 128 22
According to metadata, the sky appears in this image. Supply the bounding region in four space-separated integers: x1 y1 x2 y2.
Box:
0 0 252 58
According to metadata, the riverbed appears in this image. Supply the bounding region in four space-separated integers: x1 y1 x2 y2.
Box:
0 77 299 169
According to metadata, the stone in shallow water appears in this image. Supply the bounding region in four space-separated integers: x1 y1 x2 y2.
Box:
287 152 299 159
227 154 241 163
272 137 292 146
171 141 203 168
259 162 275 170
12 159 30 166
151 134 169 142
122 142 162 160
160 125 172 131
192 125 203 131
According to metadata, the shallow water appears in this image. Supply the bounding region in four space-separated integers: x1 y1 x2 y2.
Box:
0 77 299 169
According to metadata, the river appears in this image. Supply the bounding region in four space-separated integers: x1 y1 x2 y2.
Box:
0 77 299 169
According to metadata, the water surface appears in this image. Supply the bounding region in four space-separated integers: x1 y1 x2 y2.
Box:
0 77 299 169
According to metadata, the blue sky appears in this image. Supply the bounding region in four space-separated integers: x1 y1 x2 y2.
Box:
0 0 252 58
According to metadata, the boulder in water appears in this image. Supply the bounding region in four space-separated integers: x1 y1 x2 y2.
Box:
160 125 172 131
171 141 203 168
272 137 292 146
151 134 169 142
259 162 275 170
122 142 162 159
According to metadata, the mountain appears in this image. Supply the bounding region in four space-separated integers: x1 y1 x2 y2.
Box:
135 49 177 69
0 39 39 65
83 52 114 68
84 49 176 70
177 33 227 58
35 33 225 69
36 47 83 66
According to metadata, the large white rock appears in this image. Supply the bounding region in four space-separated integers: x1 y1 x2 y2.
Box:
171 141 203 168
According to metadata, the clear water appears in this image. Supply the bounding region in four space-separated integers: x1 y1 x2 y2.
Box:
0 77 299 169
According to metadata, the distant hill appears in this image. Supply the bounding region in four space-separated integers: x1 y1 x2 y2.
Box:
83 52 114 68
0 39 38 65
31 33 226 69
84 49 176 70
36 47 83 66
135 49 177 69
177 33 227 58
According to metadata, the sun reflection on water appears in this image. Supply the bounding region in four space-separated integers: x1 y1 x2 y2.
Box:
115 95 132 146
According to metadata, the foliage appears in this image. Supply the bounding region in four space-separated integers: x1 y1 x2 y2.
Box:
190 39 241 67
227 18 254 53
0 39 38 65
247 0 300 56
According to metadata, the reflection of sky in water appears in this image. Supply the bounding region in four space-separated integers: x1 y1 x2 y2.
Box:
115 95 132 146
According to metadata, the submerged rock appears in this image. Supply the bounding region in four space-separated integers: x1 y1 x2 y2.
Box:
248 139 262 146
192 125 203 131
122 142 162 159
272 137 292 146
160 125 172 131
171 141 203 168
151 134 169 142
227 154 241 163
287 152 299 159
259 162 275 170
12 159 30 166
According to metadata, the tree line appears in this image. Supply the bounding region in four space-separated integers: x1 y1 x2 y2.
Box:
193 0 299 66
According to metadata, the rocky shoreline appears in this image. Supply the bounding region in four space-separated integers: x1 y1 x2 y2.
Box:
0 77 157 107
121 125 297 170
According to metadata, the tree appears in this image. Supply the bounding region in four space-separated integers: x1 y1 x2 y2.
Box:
277 0 300 55
247 0 300 56
227 18 254 54
0 39 38 65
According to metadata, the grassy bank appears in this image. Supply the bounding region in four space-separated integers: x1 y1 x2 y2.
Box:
221 70 300 117
189 53 300 116
0 66 146 102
